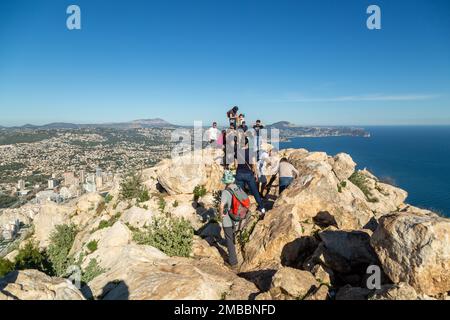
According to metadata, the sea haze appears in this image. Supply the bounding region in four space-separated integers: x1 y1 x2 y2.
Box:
280 126 450 217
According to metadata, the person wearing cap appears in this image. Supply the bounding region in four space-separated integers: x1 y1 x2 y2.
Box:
219 170 239 271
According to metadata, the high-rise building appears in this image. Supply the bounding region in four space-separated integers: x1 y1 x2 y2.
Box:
63 172 76 186
79 170 86 184
48 179 58 189
95 176 103 189
17 179 25 190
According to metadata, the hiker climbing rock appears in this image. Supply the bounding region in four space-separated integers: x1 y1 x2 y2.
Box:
235 137 266 215
219 170 250 272
278 157 299 193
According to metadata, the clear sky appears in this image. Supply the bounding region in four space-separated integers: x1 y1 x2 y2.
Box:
1 0 449 127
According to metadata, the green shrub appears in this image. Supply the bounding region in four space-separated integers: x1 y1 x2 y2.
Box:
14 242 53 275
120 171 149 202
104 194 113 203
81 259 105 284
138 189 150 203
95 213 121 231
158 197 166 213
132 216 194 257
172 200 179 208
337 181 347 193
193 185 207 202
47 224 78 276
86 240 98 253
349 172 380 203
0 258 14 277
349 172 371 198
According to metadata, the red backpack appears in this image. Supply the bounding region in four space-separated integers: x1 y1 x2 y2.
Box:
226 185 250 221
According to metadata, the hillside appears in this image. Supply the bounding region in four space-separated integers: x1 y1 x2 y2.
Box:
0 147 449 300
3 118 176 130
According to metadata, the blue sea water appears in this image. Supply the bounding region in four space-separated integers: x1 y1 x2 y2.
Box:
280 126 450 217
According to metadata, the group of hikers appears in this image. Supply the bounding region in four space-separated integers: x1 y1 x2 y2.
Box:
204 106 299 271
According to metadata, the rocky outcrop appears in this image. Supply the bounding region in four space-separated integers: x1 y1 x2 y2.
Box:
269 267 320 300
0 270 85 300
85 244 257 300
331 153 356 181
2 147 448 301
371 210 450 295
33 202 74 248
120 206 154 229
72 193 105 227
156 149 224 195
369 283 419 300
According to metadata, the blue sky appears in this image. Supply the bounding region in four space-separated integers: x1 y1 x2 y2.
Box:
0 0 449 126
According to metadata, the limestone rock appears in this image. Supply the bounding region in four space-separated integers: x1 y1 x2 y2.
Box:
0 270 85 300
369 283 418 300
33 202 74 248
336 285 371 300
332 153 356 181
305 285 329 300
371 210 450 296
318 229 379 269
240 204 303 272
85 245 257 300
269 267 319 299
157 149 224 195
191 236 222 261
311 264 333 285
358 170 408 216
120 206 154 229
72 193 105 227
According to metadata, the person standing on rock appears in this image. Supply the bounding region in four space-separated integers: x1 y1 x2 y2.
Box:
205 122 220 146
278 158 299 194
235 138 266 215
253 120 265 161
219 170 240 271
227 106 239 128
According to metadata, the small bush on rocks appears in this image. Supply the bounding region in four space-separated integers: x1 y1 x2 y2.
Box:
47 224 78 276
132 215 194 257
0 258 14 277
14 242 53 275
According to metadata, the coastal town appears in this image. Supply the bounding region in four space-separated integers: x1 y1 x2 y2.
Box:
0 127 174 211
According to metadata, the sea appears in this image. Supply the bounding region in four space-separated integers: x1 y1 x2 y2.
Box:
280 126 450 217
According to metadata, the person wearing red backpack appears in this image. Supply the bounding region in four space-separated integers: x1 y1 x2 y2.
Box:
219 170 250 272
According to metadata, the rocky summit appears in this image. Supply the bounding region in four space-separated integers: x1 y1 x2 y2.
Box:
0 147 448 300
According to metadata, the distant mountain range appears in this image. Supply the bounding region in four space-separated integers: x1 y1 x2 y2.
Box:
0 119 369 137
1 118 176 130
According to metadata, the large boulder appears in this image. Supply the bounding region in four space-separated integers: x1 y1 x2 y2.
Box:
331 153 356 181
318 229 379 271
241 151 375 272
371 210 450 296
0 270 85 300
72 193 105 227
369 283 418 300
269 267 319 300
32 202 74 248
157 149 224 195
120 206 154 229
358 170 408 216
85 245 257 300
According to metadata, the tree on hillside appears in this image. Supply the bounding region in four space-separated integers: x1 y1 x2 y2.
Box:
120 170 150 202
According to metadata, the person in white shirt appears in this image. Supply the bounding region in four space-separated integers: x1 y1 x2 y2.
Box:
206 122 220 145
